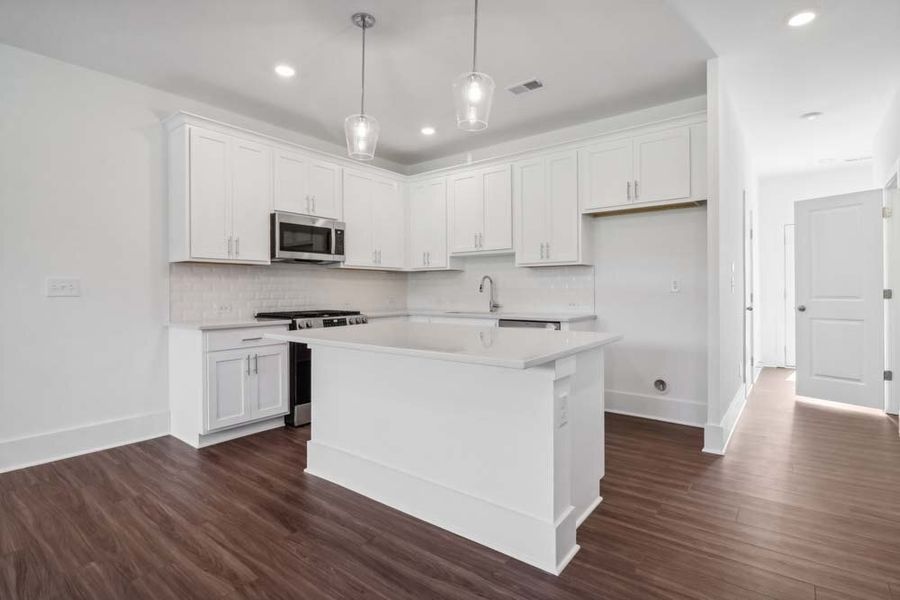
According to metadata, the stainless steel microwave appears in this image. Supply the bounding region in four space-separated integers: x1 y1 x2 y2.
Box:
270 211 345 263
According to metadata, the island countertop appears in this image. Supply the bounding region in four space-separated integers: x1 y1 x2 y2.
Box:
264 321 621 369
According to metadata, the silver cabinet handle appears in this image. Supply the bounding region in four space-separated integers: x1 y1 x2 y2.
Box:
798 305 807 312
627 181 632 200
227 236 232 257
235 237 240 257
546 241 550 259
254 353 259 374
241 337 263 342
634 180 639 199
312 196 316 214
427 251 431 265
246 355 251 376
539 243 545 259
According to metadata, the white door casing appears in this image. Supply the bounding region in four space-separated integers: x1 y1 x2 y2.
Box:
784 225 796 367
795 190 884 409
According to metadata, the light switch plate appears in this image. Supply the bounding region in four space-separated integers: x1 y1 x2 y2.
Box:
46 278 81 297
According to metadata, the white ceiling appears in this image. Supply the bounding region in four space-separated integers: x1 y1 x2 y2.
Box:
0 0 712 166
667 0 900 176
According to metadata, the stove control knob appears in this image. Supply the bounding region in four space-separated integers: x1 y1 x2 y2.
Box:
361 316 368 324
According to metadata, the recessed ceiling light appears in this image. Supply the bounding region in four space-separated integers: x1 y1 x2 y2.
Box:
274 64 296 78
788 11 816 27
421 126 436 136
801 111 823 121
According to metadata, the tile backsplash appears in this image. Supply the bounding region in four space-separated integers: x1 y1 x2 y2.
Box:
407 255 595 314
169 263 407 322
170 255 595 323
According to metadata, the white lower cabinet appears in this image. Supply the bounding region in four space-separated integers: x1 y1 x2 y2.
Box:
170 325 289 448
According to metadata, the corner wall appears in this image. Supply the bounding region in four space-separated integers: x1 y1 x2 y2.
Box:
704 59 755 454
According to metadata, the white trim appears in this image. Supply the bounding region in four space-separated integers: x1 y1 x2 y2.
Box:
305 440 578 575
605 389 706 427
703 385 748 455
575 496 603 527
0 411 170 474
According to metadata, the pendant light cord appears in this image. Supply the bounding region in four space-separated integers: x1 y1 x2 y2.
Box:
360 21 367 115
472 0 479 72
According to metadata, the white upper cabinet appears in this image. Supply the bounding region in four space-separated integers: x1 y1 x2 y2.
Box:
408 178 449 269
515 150 584 266
578 139 634 210
342 169 404 269
632 128 690 204
231 138 272 262
579 125 699 213
449 164 512 254
273 148 341 219
172 125 271 264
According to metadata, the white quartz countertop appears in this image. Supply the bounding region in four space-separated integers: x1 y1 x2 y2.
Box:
368 310 597 323
167 319 292 330
265 321 621 369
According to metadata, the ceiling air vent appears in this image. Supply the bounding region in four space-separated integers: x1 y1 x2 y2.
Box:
507 79 544 95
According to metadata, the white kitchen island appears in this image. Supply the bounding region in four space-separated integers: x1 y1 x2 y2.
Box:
266 321 621 575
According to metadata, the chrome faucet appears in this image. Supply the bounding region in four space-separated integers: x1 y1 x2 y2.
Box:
479 275 500 313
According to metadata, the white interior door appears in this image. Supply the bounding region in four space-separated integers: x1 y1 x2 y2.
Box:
784 225 796 367
795 190 884 408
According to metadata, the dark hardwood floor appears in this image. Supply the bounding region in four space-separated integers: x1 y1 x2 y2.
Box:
3 368 900 599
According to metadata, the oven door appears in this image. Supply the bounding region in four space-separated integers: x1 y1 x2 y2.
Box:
271 212 345 262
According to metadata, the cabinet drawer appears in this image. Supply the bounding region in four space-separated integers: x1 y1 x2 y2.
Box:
205 325 289 352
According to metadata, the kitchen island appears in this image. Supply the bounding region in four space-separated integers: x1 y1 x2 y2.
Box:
266 321 621 574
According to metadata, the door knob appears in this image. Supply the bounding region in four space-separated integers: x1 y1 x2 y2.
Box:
746 306 754 312
797 305 806 312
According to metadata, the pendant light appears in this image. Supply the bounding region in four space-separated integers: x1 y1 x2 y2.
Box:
453 0 495 131
345 12 379 160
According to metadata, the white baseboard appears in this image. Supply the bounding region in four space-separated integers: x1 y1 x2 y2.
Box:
0 410 170 473
703 385 747 455
605 389 706 427
306 440 576 575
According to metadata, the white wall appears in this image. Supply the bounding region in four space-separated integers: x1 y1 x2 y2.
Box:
874 88 900 186
757 164 875 368
0 44 405 472
705 59 756 454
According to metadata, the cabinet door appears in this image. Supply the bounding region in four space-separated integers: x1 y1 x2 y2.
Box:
206 349 252 432
273 149 309 214
307 160 341 219
515 158 547 264
481 165 512 251
372 179 404 268
449 172 482 253
249 345 289 420
546 151 579 263
633 127 690 204
410 179 447 268
342 170 375 266
578 139 633 210
230 138 272 262
189 128 230 259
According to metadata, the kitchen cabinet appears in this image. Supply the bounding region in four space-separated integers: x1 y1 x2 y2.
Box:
170 124 272 264
514 150 584 266
342 169 404 269
169 324 289 448
273 148 341 219
449 165 512 254
408 178 449 269
579 125 696 213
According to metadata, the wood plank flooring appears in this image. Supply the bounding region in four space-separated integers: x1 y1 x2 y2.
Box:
3 368 900 599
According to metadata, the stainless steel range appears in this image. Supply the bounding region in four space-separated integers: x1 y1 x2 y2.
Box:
255 309 369 426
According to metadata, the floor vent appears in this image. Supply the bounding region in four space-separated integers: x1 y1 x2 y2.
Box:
507 79 544 95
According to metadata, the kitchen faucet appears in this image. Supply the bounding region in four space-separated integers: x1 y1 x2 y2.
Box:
479 275 500 313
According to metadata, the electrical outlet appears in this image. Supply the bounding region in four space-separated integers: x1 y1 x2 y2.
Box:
46 278 81 297
670 279 680 294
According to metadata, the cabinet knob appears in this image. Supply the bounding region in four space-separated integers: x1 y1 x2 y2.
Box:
797 305 807 312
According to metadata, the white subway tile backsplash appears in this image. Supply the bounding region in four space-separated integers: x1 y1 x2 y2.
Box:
170 255 595 323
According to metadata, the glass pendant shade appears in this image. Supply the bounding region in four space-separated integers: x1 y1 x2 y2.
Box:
453 71 495 132
344 113 379 161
